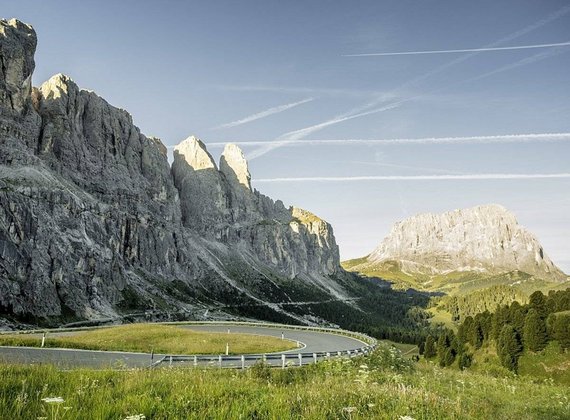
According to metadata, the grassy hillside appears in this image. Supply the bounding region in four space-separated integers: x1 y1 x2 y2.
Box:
0 343 568 419
344 257 570 327
0 324 295 355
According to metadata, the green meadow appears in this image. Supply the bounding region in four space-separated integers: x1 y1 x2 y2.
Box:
0 343 568 419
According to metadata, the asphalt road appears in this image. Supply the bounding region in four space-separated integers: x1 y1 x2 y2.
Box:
0 324 369 369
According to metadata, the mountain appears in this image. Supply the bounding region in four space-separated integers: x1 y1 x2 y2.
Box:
344 204 568 293
0 18 352 327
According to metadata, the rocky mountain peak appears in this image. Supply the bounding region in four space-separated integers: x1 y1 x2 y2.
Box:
220 143 251 190
38 73 74 99
173 135 217 171
0 18 36 114
365 204 566 282
0 17 345 324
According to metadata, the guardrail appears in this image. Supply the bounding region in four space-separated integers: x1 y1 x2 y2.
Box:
0 321 378 369
157 346 376 369
154 321 378 369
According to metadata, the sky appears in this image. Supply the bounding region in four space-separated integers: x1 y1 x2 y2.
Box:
4 0 570 272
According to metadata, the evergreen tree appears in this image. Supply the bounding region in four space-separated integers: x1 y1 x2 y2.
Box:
437 331 449 358
439 347 456 367
458 316 474 345
492 305 510 341
476 311 492 341
529 291 548 319
436 330 457 367
458 352 473 370
552 314 570 350
469 318 484 349
523 308 548 352
510 306 526 336
497 325 523 372
424 335 437 359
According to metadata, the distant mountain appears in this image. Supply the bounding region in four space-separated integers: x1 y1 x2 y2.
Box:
344 204 568 293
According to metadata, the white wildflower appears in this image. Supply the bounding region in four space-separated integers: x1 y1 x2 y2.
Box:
41 397 64 404
123 415 146 420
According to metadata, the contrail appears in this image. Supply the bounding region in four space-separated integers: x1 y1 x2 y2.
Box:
206 133 570 148
247 102 402 160
255 173 570 183
344 40 570 57
240 5 570 160
213 97 314 129
461 48 567 84
379 4 570 92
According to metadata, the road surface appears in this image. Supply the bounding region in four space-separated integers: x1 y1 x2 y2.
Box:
0 323 370 369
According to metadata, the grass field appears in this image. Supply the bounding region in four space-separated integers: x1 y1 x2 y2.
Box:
0 324 296 355
379 340 419 358
427 307 456 329
0 343 567 419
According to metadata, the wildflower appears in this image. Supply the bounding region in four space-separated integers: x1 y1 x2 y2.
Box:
342 406 357 413
367 403 376 408
123 415 146 420
41 397 64 404
399 416 416 420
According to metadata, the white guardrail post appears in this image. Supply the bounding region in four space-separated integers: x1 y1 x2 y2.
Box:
281 354 286 369
298 353 302 366
241 355 245 369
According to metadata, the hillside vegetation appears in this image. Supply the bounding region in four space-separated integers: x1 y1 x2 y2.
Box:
0 343 568 419
424 289 570 376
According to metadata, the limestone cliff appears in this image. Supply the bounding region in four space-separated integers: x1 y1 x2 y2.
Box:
0 18 344 325
172 136 340 279
352 205 566 283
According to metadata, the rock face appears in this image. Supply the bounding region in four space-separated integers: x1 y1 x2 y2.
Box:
0 18 343 325
365 204 566 282
172 136 340 279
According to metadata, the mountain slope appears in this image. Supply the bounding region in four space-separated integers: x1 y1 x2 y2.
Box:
0 18 352 326
344 204 568 294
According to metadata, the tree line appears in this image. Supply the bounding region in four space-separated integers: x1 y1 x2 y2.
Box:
422 288 570 372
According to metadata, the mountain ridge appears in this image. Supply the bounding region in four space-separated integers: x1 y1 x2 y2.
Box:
345 204 567 291
0 18 348 326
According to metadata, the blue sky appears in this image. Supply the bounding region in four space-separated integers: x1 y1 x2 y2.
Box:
4 1 570 271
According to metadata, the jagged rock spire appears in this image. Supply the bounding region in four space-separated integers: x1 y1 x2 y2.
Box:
220 143 251 190
173 135 217 170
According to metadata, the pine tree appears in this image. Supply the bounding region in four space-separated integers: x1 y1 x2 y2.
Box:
497 325 523 372
458 316 474 345
424 335 437 359
469 318 484 349
492 305 510 341
523 308 548 352
552 314 570 350
458 352 473 370
476 311 492 341
529 291 548 319
436 330 457 367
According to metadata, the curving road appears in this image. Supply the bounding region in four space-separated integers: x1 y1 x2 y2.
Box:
0 324 370 369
